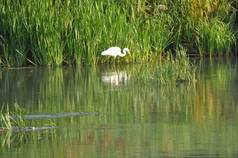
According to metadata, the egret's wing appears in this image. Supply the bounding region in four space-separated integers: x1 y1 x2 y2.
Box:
101 47 120 56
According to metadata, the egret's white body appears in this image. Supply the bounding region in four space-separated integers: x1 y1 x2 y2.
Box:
101 47 129 58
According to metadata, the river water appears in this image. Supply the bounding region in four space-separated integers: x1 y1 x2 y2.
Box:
0 59 238 158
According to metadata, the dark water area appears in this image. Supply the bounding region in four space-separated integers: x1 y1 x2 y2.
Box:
0 58 238 158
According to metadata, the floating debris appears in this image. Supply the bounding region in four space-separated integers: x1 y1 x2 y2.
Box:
1 110 99 132
11 112 99 120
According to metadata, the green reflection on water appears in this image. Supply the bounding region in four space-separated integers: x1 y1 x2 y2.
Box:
0 59 238 158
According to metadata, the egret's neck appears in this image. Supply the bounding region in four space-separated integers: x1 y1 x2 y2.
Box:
120 48 128 57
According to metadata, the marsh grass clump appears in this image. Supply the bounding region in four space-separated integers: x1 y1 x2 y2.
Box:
135 47 196 84
196 19 236 56
158 48 196 84
0 104 26 130
165 48 196 82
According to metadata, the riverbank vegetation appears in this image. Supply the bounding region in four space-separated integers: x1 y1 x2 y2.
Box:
0 0 237 66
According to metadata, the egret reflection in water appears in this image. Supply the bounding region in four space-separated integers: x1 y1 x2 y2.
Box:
101 71 129 86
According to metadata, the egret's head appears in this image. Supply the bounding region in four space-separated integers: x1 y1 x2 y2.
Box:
124 48 130 53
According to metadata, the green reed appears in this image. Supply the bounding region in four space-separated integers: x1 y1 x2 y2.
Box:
0 103 25 130
132 46 196 85
0 103 55 130
0 0 236 66
196 18 236 56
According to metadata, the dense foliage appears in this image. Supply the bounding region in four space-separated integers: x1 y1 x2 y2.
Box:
0 0 237 66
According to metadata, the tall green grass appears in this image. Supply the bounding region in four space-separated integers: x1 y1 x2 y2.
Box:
196 19 236 56
0 0 236 66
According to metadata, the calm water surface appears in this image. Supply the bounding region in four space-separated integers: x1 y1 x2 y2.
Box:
0 59 238 158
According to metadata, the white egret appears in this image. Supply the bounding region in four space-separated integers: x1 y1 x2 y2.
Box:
101 47 129 58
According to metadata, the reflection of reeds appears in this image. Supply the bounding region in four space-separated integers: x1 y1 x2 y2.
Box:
194 59 238 123
133 47 196 84
1 60 238 157
49 118 238 158
0 127 56 149
1 59 237 122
